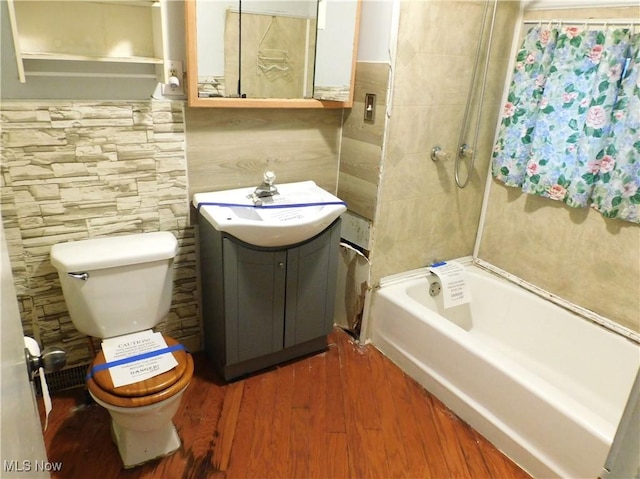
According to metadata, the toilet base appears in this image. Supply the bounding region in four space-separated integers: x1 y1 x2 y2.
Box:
111 420 181 468
89 385 188 469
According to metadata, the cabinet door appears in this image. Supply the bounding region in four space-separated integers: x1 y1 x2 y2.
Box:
223 239 286 364
284 222 340 348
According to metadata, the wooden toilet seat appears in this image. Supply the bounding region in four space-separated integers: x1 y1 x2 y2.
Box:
87 335 194 408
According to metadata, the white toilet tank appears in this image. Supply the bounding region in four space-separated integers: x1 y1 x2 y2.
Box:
50 232 178 339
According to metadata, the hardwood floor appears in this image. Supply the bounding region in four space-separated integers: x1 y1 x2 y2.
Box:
40 328 532 479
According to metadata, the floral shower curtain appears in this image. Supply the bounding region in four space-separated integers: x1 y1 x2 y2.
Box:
591 33 640 222
492 26 640 224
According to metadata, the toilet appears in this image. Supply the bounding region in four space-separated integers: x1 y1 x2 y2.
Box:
50 231 194 468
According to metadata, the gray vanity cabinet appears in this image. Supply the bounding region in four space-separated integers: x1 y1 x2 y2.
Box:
198 216 341 381
222 244 287 364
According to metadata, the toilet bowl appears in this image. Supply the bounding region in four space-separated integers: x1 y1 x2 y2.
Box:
50 232 194 468
87 335 194 467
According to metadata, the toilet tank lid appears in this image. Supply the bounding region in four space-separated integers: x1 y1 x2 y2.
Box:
50 232 178 272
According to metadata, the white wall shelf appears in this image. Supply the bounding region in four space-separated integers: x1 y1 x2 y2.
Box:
7 0 169 83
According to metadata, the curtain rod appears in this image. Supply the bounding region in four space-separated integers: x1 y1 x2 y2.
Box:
523 19 638 25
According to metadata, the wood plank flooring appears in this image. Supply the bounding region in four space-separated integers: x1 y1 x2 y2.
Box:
40 328 532 479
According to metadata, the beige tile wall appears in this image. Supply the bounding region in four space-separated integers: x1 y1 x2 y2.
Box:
369 0 520 284
478 6 640 334
338 62 389 221
185 107 343 201
0 100 200 366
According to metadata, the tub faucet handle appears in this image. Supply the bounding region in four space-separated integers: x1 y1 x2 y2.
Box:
459 144 474 159
431 147 450 162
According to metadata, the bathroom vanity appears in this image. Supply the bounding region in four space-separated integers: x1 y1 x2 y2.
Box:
197 216 341 380
193 180 346 381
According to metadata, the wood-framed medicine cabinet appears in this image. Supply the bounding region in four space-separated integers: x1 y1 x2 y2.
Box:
184 0 361 108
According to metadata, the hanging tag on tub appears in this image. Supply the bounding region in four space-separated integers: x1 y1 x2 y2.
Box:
428 261 471 308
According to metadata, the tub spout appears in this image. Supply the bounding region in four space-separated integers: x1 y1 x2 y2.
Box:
428 274 441 297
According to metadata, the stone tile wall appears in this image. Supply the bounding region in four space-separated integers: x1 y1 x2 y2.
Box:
0 100 200 367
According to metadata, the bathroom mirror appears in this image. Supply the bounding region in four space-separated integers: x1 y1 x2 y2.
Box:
185 0 360 108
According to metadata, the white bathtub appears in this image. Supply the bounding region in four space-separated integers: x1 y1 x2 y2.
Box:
369 260 639 479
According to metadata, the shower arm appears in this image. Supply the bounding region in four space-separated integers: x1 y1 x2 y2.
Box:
455 0 498 189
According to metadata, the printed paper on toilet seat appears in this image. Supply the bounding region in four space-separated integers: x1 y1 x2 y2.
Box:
428 261 471 309
101 330 178 388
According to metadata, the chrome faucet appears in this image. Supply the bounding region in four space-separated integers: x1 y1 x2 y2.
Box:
249 170 279 203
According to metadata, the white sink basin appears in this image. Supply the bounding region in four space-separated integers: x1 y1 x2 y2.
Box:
192 181 347 247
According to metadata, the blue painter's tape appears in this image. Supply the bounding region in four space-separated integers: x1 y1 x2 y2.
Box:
430 261 447 267
196 201 347 212
86 343 186 380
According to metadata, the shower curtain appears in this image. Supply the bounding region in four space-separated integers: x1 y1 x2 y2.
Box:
492 26 640 224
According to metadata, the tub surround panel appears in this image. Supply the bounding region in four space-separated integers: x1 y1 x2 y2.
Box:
369 0 520 285
479 182 640 334
185 107 342 200
0 100 199 366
